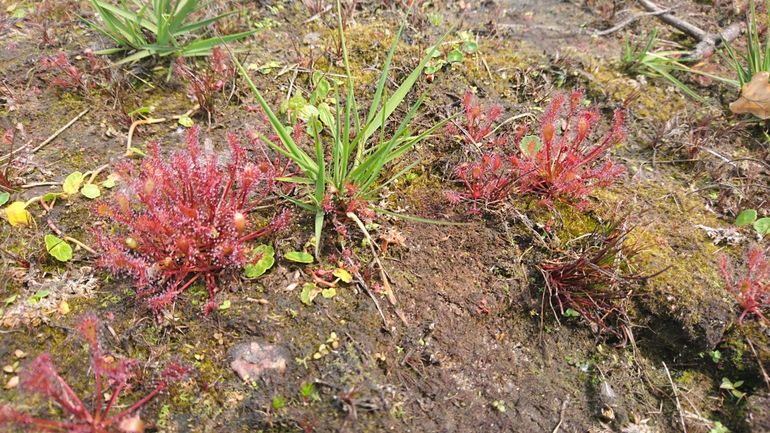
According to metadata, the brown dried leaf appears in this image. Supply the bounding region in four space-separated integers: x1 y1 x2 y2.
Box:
730 72 770 119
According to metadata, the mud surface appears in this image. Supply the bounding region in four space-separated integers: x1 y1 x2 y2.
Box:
1 1 769 432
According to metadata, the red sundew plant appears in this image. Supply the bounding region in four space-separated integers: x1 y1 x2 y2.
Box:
0 316 189 433
511 89 626 207
540 224 644 338
39 52 87 92
446 91 508 150
38 50 112 95
444 153 519 213
719 245 770 324
175 47 234 120
95 126 289 314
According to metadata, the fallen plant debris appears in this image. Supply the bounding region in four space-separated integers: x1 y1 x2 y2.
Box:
95 126 289 314
729 71 770 119
0 315 190 432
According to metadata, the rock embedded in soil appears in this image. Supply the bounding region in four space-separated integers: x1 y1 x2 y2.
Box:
746 392 770 432
228 341 288 382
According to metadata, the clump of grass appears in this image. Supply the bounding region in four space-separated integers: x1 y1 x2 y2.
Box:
86 0 256 65
234 0 446 256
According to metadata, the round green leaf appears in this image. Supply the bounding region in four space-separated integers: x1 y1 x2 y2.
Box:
62 172 84 195
300 283 320 305
735 209 757 226
321 288 336 299
80 184 101 199
45 234 72 262
178 115 194 128
101 174 118 189
0 191 9 206
446 49 464 64
244 245 275 279
285 251 313 263
462 41 479 54
754 217 770 235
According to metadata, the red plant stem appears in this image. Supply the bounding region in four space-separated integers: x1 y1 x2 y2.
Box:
101 382 127 420
53 374 92 422
113 383 167 421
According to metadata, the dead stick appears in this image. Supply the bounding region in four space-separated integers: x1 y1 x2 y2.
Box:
28 109 89 155
747 337 770 392
594 8 672 37
663 362 688 433
125 117 166 157
551 398 569 433
637 0 707 39
637 0 743 60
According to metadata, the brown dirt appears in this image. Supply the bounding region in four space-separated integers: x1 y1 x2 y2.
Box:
1 1 769 433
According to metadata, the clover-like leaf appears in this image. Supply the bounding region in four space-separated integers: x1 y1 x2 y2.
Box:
446 49 464 64
462 41 479 54
754 217 770 235
178 115 194 128
45 234 72 262
80 184 101 199
321 288 336 299
285 251 313 264
101 174 118 189
735 209 757 226
244 245 275 279
0 192 9 206
62 171 84 195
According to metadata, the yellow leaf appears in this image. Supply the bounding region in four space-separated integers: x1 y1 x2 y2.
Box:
58 300 70 315
5 201 31 227
333 268 353 283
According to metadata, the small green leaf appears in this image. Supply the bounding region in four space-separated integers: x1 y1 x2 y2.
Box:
41 193 60 203
62 172 84 195
446 49 464 64
28 289 50 305
272 395 286 410
45 234 73 262
178 115 194 128
563 308 580 318
333 268 352 283
80 184 101 199
0 192 9 206
318 103 335 129
462 41 479 54
218 300 231 311
519 135 543 158
127 147 146 157
285 251 313 264
754 217 770 235
244 245 275 278
101 174 118 189
300 283 320 305
735 209 757 226
321 288 336 299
